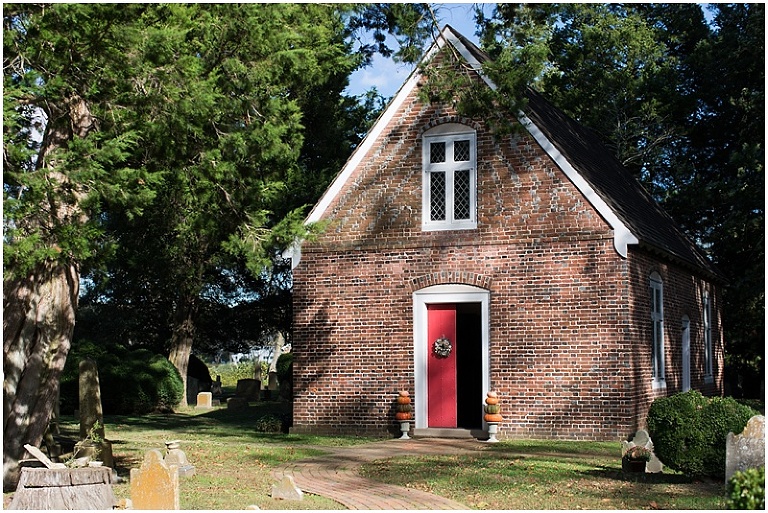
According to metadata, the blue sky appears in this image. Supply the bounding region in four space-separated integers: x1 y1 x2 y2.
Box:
346 3 492 98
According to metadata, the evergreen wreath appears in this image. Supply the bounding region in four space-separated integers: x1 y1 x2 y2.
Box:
433 336 452 358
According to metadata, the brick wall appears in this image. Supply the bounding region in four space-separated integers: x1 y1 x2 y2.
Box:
291 77 722 440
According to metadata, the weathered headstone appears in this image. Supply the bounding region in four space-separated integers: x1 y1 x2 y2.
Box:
725 415 765 483
186 376 200 407
235 379 260 401
164 440 195 478
227 396 248 410
8 467 115 510
268 372 279 391
271 475 303 501
130 449 179 510
621 429 663 473
79 359 105 441
195 391 213 410
211 375 223 396
78 359 114 467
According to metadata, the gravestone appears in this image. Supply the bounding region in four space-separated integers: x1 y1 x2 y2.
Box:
268 372 279 391
235 379 260 401
186 376 200 407
8 467 115 510
211 375 223 397
195 392 213 410
78 359 114 467
271 475 303 501
164 440 195 478
130 449 179 510
725 415 765 483
621 429 663 473
227 396 248 410
79 359 105 441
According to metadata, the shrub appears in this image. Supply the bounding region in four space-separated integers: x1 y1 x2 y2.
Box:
60 340 183 415
276 352 293 387
727 467 765 510
254 414 284 433
647 391 759 478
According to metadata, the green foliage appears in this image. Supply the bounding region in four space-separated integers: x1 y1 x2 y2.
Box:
646 391 759 478
477 3 764 380
209 361 259 389
276 352 293 387
60 340 183 415
727 466 765 510
253 414 284 433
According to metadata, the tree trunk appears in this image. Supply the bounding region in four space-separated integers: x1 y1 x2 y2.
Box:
168 298 197 408
3 261 79 491
3 93 95 491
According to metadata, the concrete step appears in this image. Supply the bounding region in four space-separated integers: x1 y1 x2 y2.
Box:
413 428 486 439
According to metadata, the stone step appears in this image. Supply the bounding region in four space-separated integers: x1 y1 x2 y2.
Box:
413 428 486 439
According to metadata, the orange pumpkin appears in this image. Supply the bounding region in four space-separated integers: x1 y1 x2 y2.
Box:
395 412 412 421
485 396 499 405
484 413 503 423
397 395 412 405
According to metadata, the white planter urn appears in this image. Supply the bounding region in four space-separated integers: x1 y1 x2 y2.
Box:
399 421 411 439
486 422 500 443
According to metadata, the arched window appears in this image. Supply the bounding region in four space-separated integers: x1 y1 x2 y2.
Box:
422 124 477 230
650 272 666 388
703 292 713 382
681 316 691 392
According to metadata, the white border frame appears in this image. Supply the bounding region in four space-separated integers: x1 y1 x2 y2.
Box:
412 284 490 429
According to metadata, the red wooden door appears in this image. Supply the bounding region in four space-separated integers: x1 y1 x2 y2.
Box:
427 304 457 427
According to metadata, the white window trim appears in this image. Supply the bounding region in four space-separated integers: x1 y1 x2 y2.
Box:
650 272 666 389
703 292 714 384
681 316 691 392
422 127 477 231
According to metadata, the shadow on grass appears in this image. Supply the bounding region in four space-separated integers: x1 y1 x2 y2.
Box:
579 465 704 484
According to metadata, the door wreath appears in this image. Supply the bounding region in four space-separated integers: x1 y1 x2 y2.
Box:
433 336 452 358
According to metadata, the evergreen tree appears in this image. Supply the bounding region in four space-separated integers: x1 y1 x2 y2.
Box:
476 3 764 392
3 4 155 489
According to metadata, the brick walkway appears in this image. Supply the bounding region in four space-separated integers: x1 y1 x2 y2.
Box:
272 438 490 510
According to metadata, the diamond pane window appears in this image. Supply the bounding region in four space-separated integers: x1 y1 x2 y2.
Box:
454 169 471 220
454 140 470 162
430 142 446 163
430 171 446 221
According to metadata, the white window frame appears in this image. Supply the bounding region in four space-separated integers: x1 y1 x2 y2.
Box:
650 272 666 389
422 125 477 231
703 292 714 383
681 316 691 392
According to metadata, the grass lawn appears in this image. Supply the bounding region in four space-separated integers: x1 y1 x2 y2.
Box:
40 402 377 510
6 403 728 510
360 439 728 510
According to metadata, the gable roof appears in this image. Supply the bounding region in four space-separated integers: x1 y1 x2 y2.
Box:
304 25 720 280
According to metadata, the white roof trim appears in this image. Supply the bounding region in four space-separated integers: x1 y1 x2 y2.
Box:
302 25 639 258
519 113 640 257
305 31 450 224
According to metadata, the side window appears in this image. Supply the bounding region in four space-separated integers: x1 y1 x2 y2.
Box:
422 125 477 230
703 292 713 382
650 272 666 388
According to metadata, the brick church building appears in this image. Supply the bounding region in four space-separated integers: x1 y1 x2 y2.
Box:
287 26 724 440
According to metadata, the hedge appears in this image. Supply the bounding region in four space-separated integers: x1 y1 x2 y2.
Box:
646 390 759 478
60 340 183 415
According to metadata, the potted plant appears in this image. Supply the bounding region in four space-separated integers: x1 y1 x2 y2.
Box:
484 391 502 442
623 445 651 473
395 391 412 439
